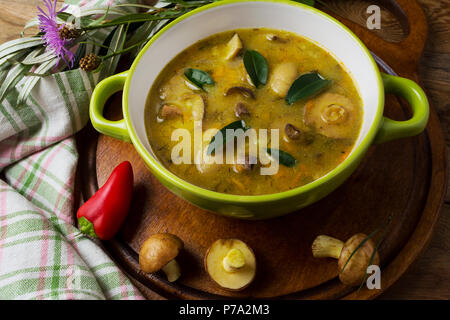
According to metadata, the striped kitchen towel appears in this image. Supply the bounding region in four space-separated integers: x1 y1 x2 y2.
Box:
0 0 144 300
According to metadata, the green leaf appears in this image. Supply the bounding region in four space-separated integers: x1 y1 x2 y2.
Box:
125 20 158 48
18 57 58 106
207 120 249 155
99 24 128 80
294 0 315 6
78 7 128 17
184 68 214 91
285 72 331 105
0 51 28 71
266 149 297 167
0 37 44 60
57 12 96 29
88 12 182 29
86 5 111 27
114 3 159 11
72 42 87 70
21 49 55 65
243 50 268 87
0 63 32 104
0 70 8 84
21 17 40 37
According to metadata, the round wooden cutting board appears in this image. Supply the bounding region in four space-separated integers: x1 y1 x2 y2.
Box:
76 0 447 299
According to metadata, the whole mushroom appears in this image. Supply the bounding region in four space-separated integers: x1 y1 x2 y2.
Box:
304 93 357 139
139 233 184 282
312 233 380 286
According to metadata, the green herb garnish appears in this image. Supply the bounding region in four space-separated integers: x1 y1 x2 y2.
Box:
207 120 249 155
266 148 297 167
285 72 331 105
184 68 215 91
357 216 392 291
243 50 268 87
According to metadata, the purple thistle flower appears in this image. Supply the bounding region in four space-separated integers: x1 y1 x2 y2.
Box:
37 0 74 68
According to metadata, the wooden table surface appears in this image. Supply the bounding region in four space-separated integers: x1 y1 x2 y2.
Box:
0 0 448 299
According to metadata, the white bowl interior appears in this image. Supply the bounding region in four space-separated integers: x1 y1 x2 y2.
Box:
128 1 380 158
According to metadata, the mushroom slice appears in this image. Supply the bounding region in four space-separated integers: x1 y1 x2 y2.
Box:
235 102 250 118
285 123 301 140
225 33 243 60
284 124 316 145
159 104 183 120
233 154 254 173
225 86 255 99
180 93 205 122
205 239 256 291
304 93 356 139
269 62 298 97
312 233 380 287
139 233 184 282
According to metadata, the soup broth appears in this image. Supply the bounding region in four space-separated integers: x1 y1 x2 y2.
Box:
145 28 363 195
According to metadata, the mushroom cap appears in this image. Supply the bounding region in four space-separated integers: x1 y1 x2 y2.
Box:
139 233 184 273
304 93 357 139
205 239 256 291
337 233 380 286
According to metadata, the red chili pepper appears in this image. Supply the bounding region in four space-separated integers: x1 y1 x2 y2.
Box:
77 161 133 240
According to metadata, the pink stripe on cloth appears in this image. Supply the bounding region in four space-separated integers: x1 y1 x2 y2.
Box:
12 158 33 190
1 135 67 147
65 243 75 300
27 142 66 201
118 269 129 299
0 185 8 273
0 135 68 169
52 170 75 224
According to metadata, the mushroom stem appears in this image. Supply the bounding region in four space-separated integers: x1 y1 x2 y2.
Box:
162 259 181 282
222 248 246 272
312 235 344 259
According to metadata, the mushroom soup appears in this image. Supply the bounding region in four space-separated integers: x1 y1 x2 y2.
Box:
145 28 363 195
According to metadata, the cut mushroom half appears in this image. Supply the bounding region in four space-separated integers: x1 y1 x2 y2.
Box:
139 233 184 282
225 33 243 60
235 102 250 118
284 123 301 140
304 93 356 139
205 239 256 291
312 234 380 286
159 104 183 120
269 62 298 97
225 86 255 99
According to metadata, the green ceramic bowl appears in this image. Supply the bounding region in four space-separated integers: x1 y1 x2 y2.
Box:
90 0 429 219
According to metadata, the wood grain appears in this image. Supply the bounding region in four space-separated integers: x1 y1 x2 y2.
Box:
325 0 450 300
0 0 448 299
89 0 446 299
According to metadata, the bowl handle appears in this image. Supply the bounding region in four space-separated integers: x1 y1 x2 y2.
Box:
90 71 131 142
374 73 429 144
